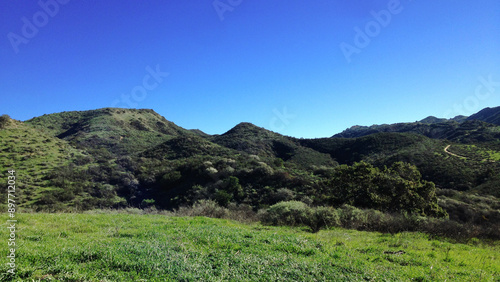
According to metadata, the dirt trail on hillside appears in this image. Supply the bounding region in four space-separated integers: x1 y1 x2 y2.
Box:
444 145 466 158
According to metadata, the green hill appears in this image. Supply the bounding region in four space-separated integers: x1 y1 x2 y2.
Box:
211 122 336 168
26 108 192 155
467 106 500 125
300 132 500 191
334 120 500 143
0 117 85 207
333 106 500 142
141 135 236 160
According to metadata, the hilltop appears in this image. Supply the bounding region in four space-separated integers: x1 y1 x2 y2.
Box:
211 122 336 168
26 108 192 155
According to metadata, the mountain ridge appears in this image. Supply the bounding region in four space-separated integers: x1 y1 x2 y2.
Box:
1 106 499 221
467 106 500 125
333 106 500 140
15 105 500 140
25 107 194 155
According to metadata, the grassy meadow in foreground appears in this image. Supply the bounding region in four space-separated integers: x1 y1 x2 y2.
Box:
0 213 498 281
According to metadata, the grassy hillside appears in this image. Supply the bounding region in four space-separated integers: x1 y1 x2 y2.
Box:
0 108 499 281
0 213 498 281
26 108 191 155
0 119 84 207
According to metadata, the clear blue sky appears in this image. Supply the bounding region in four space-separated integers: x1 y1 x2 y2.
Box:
1 0 499 138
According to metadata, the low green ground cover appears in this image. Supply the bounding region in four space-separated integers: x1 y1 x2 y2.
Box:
0 213 498 281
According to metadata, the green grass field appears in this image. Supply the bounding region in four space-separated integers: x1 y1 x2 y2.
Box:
0 213 498 281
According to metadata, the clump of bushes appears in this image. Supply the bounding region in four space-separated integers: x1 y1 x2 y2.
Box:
259 201 310 226
174 200 257 222
324 161 447 217
259 201 339 232
78 199 498 241
259 201 500 240
176 200 229 218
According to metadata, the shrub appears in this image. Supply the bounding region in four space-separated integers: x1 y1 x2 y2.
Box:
141 199 155 208
273 158 285 168
227 203 258 223
309 206 340 232
222 176 244 200
272 188 295 203
160 170 182 185
206 167 218 175
0 114 10 128
214 190 233 207
261 202 341 232
338 205 368 229
255 162 274 176
326 161 446 217
176 200 229 218
261 201 312 227
259 201 500 240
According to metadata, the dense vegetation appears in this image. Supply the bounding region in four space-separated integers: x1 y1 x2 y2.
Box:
1 107 499 240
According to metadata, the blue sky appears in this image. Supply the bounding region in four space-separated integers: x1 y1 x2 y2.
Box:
1 0 499 138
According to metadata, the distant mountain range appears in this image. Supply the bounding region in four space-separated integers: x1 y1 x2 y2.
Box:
1 106 499 216
467 106 500 125
334 106 500 139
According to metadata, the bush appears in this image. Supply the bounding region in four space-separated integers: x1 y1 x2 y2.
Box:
308 206 340 232
259 201 500 240
272 188 295 203
260 201 340 232
261 201 311 227
141 199 155 208
0 114 10 128
227 203 258 223
160 170 182 186
338 205 368 229
221 176 244 200
326 161 446 217
214 190 233 207
176 200 229 218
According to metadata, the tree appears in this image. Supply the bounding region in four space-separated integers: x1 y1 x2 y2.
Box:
215 190 232 207
326 161 445 217
160 170 182 187
222 176 244 200
0 114 10 128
